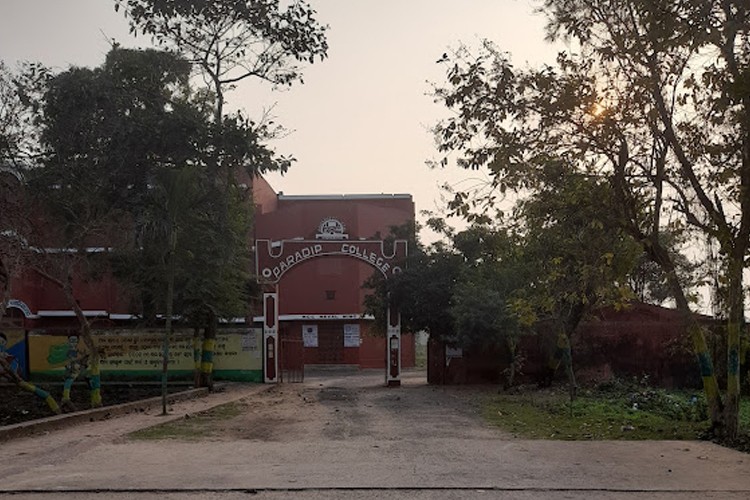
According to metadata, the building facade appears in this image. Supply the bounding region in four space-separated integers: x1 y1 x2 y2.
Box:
252 176 416 375
2 175 415 382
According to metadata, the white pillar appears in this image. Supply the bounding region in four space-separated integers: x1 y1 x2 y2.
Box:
386 306 401 387
263 292 279 383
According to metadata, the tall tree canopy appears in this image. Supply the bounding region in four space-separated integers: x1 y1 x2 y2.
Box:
432 0 750 438
115 0 329 122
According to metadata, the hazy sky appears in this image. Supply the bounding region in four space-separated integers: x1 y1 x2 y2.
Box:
0 0 559 241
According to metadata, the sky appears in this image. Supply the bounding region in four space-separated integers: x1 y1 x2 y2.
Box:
0 0 560 242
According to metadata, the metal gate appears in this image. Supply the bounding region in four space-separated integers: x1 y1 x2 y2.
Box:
280 339 304 383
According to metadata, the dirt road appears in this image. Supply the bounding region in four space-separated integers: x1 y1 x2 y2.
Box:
1 369 749 499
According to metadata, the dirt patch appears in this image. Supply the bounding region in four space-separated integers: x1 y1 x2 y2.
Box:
128 370 506 443
0 383 189 426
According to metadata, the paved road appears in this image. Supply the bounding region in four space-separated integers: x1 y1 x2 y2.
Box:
1 369 749 499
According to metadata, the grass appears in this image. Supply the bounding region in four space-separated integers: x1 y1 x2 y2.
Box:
482 384 750 443
127 401 245 441
415 345 427 369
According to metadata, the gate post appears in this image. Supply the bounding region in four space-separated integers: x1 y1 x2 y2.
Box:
263 292 279 383
386 306 401 387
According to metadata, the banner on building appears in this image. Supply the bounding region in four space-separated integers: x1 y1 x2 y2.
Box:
29 329 262 381
302 325 318 347
343 324 360 347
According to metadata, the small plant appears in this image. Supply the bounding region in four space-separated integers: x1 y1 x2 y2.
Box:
626 389 707 422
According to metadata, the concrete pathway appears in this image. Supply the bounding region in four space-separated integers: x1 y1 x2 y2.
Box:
1 370 748 499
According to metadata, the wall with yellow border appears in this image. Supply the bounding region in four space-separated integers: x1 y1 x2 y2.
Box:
29 329 262 382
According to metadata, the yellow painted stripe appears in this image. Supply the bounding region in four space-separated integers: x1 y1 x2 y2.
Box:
702 376 718 399
46 396 61 414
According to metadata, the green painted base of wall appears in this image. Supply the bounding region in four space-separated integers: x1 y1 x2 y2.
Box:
212 370 263 382
30 369 263 383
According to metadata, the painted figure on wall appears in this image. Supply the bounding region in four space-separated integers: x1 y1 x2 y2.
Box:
0 331 21 376
61 335 90 410
1 330 60 414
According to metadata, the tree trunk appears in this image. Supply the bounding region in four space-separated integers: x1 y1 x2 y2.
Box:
65 277 102 408
723 257 744 440
556 331 577 400
652 241 724 432
161 227 177 415
192 325 202 387
200 309 217 390
610 138 726 432
0 356 61 414
0 256 8 317
503 337 518 389
545 330 577 399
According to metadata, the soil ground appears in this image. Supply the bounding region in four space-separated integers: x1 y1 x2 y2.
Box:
0 382 188 426
1 368 750 499
158 368 502 443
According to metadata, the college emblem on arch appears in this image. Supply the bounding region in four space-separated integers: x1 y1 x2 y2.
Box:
316 217 348 240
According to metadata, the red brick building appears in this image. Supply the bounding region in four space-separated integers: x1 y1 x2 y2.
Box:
252 176 415 379
3 174 415 381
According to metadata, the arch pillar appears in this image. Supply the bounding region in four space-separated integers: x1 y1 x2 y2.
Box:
386 306 401 386
263 291 279 383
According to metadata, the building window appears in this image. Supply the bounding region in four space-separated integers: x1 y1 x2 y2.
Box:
325 290 336 300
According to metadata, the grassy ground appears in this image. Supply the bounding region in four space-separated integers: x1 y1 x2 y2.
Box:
482 382 750 447
127 401 245 440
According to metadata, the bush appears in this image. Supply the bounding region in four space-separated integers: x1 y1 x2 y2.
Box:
595 376 707 422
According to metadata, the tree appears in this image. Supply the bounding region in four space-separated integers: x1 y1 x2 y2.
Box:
1 60 48 315
432 0 749 438
6 47 207 409
450 225 528 387
366 222 527 388
0 62 63 414
143 165 203 413
514 169 639 394
364 222 463 345
115 0 323 387
542 0 750 440
115 0 329 124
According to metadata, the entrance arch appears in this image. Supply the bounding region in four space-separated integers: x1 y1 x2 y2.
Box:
256 238 408 386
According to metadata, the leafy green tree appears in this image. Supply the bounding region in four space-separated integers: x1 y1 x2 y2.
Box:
1 60 49 316
142 165 204 412
450 225 528 387
115 0 329 123
9 47 215 407
0 62 63 412
366 222 527 387
515 170 640 395
115 1 323 385
432 0 748 437
541 0 750 439
363 222 462 342
628 231 704 306
18 49 196 409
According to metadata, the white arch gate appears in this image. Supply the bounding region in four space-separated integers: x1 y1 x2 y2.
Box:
256 238 407 386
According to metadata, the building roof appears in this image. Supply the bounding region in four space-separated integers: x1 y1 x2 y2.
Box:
277 194 412 201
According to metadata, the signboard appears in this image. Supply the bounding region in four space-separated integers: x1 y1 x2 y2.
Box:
256 239 407 283
241 332 257 352
446 346 463 358
28 330 262 379
343 324 360 347
302 325 319 347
